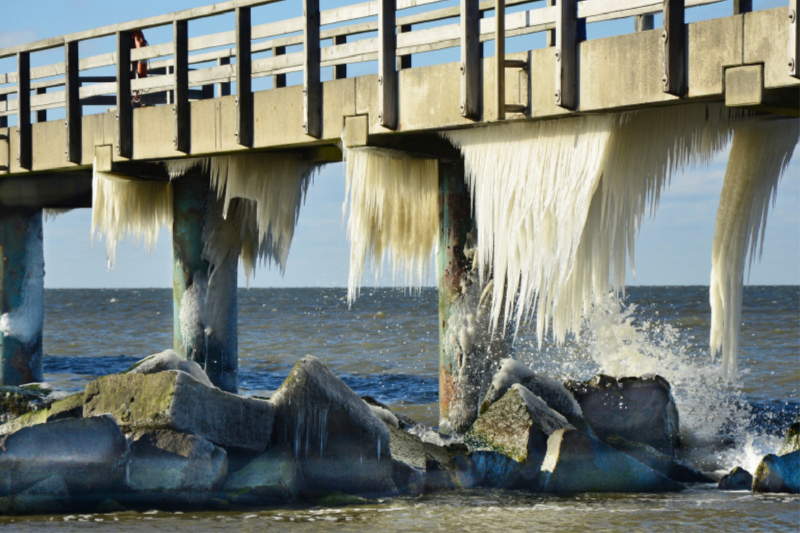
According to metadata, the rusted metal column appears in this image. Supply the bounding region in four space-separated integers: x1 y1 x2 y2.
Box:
172 170 238 392
437 159 507 434
0 209 44 386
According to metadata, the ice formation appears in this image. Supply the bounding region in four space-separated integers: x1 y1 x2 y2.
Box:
0 213 44 346
710 117 799 381
343 147 439 304
91 158 173 269
444 104 740 346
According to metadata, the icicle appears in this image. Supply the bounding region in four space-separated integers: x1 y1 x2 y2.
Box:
710 117 799 381
343 147 439 304
91 158 173 269
43 208 73 221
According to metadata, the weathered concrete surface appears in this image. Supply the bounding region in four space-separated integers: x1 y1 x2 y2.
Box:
0 475 69 515
270 356 396 497
726 65 764 107
745 8 800 90
126 349 213 387
687 15 744 98
717 466 753 490
566 375 680 456
466 384 573 488
127 429 228 504
752 451 799 494
0 415 129 497
83 371 274 452
223 444 302 504
606 435 713 483
0 391 83 435
539 429 685 493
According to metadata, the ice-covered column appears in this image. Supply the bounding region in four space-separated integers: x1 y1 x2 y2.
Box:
172 171 238 393
437 159 507 434
0 209 44 386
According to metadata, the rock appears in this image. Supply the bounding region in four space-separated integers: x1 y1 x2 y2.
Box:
83 370 274 452
752 450 799 494
0 385 51 423
314 492 369 506
0 392 84 435
480 359 592 434
539 428 685 493
362 396 418 429
565 374 680 455
717 466 753 491
466 384 574 488
420 440 471 491
126 349 213 388
126 429 228 505
0 475 69 515
778 418 799 456
223 444 302 504
386 424 426 495
270 356 396 497
0 415 129 497
95 499 127 513
606 435 713 483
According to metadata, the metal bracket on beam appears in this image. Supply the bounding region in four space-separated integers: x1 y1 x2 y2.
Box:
304 0 322 138
17 52 32 170
174 20 190 154
555 0 578 110
236 7 253 148
379 0 398 129
65 41 82 164
116 31 133 159
790 0 799 79
461 0 480 120
662 0 686 96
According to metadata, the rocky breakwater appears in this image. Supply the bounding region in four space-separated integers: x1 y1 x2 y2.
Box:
0 351 715 515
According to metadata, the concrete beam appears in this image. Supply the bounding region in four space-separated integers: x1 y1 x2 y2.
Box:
726 65 800 116
0 172 92 209
0 209 44 386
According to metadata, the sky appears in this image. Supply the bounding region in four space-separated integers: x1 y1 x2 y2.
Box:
2 0 798 288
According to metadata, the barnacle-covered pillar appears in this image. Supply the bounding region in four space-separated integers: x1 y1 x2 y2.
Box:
0 209 44 386
172 170 238 392
437 159 507 434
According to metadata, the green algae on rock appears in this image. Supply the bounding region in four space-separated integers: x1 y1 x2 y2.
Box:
752 451 799 494
0 392 83 436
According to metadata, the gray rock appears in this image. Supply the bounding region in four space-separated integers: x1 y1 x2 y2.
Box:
270 356 396 497
127 429 228 504
83 370 274 452
362 396 418 429
717 466 753 491
421 440 468 491
0 415 129 497
606 435 713 483
0 475 70 515
223 444 302 504
565 374 680 456
466 384 574 488
126 349 213 388
480 359 591 434
386 424 426 495
539 428 685 493
0 384 55 424
0 392 84 436
778 418 799 456
752 450 799 494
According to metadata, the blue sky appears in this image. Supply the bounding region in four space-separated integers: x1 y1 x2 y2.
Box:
2 0 798 288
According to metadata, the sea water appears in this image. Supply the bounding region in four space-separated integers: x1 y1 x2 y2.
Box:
2 286 797 531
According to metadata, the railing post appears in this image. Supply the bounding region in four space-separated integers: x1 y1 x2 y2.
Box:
733 0 752 15
378 0 397 129
35 89 46 123
65 40 81 164
174 19 190 154
790 0 799 79
304 0 321 138
17 52 31 170
635 14 654 31
217 57 231 96
495 0 505 120
334 35 347 79
461 0 480 120
236 7 253 147
397 25 412 70
116 31 133 159
0 96 6 129
662 0 686 96
555 0 578 110
272 47 286 88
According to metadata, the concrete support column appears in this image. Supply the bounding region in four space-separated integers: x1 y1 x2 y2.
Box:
0 209 44 386
172 171 238 393
437 159 507 434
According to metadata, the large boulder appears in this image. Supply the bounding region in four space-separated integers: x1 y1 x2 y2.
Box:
126 349 213 388
565 374 680 455
223 444 302 504
466 384 574 488
480 359 592 434
83 370 274 452
752 450 799 494
606 435 713 483
0 415 129 497
126 429 228 506
778 418 799 456
717 466 753 491
539 428 685 493
0 392 83 435
0 475 70 515
270 356 396 497
420 439 475 491
0 384 62 423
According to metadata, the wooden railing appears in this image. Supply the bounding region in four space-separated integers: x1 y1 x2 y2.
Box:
1 0 797 169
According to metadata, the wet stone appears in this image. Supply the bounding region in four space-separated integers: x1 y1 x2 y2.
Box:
0 392 83 436
223 444 302 504
0 384 55 424
752 450 799 494
606 435 713 483
386 424 426 495
717 466 753 491
0 475 70 515
778 418 799 456
125 349 213 388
